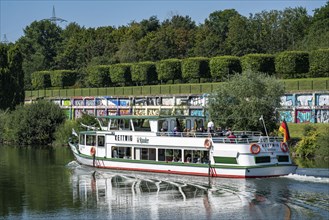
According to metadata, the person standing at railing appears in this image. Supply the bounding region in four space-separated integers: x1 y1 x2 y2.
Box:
207 120 214 133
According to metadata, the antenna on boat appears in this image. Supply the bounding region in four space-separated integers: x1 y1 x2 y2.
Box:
259 115 269 141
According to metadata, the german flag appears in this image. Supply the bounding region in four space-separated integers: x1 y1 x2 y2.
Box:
279 119 290 142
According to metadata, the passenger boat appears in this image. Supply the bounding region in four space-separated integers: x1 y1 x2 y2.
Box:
68 115 297 178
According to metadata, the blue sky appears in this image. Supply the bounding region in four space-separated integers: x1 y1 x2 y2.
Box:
0 0 327 43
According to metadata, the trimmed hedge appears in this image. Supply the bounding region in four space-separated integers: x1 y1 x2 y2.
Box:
109 63 132 86
50 70 78 88
85 65 111 88
309 49 329 77
275 51 309 78
156 59 182 83
182 57 210 83
131 61 157 85
31 71 51 89
241 54 275 74
210 56 242 81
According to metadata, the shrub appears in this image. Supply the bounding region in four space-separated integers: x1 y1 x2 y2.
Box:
156 59 182 83
31 71 51 89
309 49 329 77
275 51 309 78
131 61 157 85
241 54 275 74
210 56 242 81
182 57 210 83
3 100 66 145
85 65 111 88
109 63 132 86
51 70 78 88
315 127 329 159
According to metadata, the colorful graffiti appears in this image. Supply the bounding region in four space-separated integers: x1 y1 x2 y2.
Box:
316 94 329 107
296 94 313 107
278 111 294 123
190 109 203 117
189 96 204 106
296 109 315 123
280 95 294 107
316 110 329 123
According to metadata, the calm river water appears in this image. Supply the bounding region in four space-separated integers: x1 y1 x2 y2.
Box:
0 145 328 220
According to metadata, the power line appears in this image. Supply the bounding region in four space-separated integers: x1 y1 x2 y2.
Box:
1 34 9 44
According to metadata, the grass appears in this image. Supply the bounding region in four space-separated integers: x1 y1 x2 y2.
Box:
25 77 329 99
288 123 329 138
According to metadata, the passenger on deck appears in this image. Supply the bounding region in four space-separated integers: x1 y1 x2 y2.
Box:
225 128 232 136
228 132 236 139
207 120 214 133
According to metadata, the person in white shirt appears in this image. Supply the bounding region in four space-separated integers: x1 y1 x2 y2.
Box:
207 120 214 133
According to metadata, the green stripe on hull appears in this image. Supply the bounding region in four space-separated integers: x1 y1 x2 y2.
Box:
214 156 238 164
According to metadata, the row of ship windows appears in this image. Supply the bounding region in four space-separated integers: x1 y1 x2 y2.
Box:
111 147 210 164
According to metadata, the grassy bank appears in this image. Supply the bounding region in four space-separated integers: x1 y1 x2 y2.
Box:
288 123 329 138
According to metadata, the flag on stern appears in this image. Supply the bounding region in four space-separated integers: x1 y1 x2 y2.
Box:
279 119 290 142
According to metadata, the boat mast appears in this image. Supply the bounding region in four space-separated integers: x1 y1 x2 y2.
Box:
259 115 269 142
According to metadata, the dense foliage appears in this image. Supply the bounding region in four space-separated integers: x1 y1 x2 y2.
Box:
209 56 242 81
275 51 309 78
208 71 285 133
293 125 329 159
241 54 275 75
0 44 25 110
0 101 66 145
0 2 324 90
309 49 329 77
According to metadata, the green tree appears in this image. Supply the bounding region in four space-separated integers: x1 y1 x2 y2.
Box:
18 20 63 89
208 71 284 132
294 125 319 158
3 100 66 145
226 15 257 56
315 127 329 159
0 44 24 110
203 9 241 55
299 2 329 50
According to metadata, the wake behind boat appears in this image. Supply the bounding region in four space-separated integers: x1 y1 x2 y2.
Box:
68 115 297 178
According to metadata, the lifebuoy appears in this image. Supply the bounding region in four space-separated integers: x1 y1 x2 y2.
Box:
90 146 96 156
280 142 289 152
250 144 261 154
204 138 212 149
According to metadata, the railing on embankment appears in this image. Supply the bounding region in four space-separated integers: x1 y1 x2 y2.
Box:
25 78 329 99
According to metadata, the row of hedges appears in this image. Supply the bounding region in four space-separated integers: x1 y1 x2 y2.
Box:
31 49 329 89
32 70 78 89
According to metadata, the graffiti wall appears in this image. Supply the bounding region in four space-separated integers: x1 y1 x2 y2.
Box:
316 110 329 123
296 109 315 123
296 94 313 107
280 95 294 107
43 92 329 122
278 111 294 123
316 94 329 107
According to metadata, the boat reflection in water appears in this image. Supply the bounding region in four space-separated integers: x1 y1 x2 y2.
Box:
68 162 325 220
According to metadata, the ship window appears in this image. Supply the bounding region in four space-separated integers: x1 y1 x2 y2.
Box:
277 155 289 162
157 149 182 162
140 148 156 160
79 135 85 145
113 146 131 159
185 150 208 164
255 156 270 163
97 136 105 147
186 119 191 130
86 135 96 146
158 149 165 161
